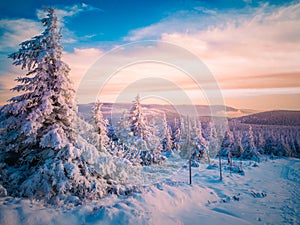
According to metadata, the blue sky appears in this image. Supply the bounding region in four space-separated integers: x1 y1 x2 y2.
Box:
0 0 292 49
0 0 299 110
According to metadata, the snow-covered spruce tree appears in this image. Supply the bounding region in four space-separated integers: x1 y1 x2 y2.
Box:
0 8 76 166
0 8 134 202
189 118 208 166
255 130 265 155
207 121 219 164
112 111 142 165
264 132 276 156
128 95 151 140
116 111 131 143
220 128 234 157
107 118 117 141
161 113 172 152
178 116 190 158
241 125 260 162
128 95 164 165
163 126 173 152
276 134 291 157
172 117 182 151
232 130 243 157
93 102 109 151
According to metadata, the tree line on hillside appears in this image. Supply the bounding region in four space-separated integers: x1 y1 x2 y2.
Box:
93 96 300 168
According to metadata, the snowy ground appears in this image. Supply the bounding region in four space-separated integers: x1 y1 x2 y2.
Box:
0 157 299 225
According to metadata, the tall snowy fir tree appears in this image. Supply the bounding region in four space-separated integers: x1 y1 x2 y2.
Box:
178 116 190 158
161 113 172 152
191 118 208 158
189 118 208 165
220 128 234 156
208 122 220 156
172 118 182 151
241 125 260 161
233 130 244 157
128 95 151 140
0 8 76 163
0 8 135 202
163 126 173 152
127 95 164 165
112 111 142 165
115 111 131 143
255 131 266 155
93 102 109 152
207 122 219 164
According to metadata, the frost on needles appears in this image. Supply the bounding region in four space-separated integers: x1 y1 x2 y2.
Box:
0 8 136 203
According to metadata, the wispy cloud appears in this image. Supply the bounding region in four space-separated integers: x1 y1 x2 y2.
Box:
125 2 300 80
0 3 101 51
220 72 300 89
63 48 104 89
0 19 42 51
37 3 103 44
36 3 103 21
0 18 39 104
124 4 259 42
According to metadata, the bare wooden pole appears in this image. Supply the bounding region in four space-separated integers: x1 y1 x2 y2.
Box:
218 135 223 181
187 116 192 185
219 150 222 180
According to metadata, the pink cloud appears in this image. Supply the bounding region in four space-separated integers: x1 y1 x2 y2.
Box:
63 48 104 90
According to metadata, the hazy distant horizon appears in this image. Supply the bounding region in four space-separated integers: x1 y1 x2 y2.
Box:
77 101 300 113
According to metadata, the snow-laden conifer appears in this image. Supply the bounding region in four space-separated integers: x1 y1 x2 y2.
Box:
158 113 172 152
128 95 151 140
127 95 165 165
172 118 182 151
93 102 109 151
241 125 260 161
220 127 234 156
0 8 136 202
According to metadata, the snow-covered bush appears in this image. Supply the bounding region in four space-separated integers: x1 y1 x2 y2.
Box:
0 185 7 197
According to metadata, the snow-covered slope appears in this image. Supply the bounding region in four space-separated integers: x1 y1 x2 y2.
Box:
1 157 299 225
234 110 300 126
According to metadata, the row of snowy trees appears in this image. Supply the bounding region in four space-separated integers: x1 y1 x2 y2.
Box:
92 97 214 167
225 122 300 158
93 95 166 166
220 125 260 162
92 99 300 167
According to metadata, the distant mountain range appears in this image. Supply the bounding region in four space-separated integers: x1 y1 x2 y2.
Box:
78 103 300 126
233 110 300 126
78 103 255 120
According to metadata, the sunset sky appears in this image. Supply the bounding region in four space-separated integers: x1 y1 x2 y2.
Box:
0 0 299 110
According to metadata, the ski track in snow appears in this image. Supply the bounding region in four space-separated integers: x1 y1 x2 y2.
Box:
0 158 299 225
279 159 300 224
